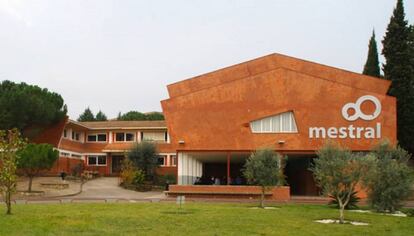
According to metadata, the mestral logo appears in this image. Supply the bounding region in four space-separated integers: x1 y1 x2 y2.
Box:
309 95 382 139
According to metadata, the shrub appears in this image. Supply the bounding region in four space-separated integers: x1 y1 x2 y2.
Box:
71 163 83 177
155 174 177 186
127 141 158 180
132 169 145 185
120 158 137 185
364 142 414 213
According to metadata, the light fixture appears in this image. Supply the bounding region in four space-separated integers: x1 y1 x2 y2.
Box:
278 140 285 145
178 140 185 144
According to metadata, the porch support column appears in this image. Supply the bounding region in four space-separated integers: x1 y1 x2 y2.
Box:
227 151 231 185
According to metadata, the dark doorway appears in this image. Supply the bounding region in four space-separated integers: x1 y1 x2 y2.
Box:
203 163 246 185
285 156 320 196
112 155 124 174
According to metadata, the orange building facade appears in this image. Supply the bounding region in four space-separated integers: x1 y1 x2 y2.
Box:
36 120 177 177
37 53 396 197
161 53 396 196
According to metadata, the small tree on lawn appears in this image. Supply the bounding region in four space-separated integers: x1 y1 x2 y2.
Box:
127 141 159 181
364 141 414 213
311 142 372 224
0 129 26 215
243 148 285 208
17 143 59 192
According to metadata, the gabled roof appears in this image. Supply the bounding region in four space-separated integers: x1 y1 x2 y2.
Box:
167 53 391 98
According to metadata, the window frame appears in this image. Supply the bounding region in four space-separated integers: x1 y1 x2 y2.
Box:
115 132 135 142
87 155 107 166
87 133 107 143
250 111 299 134
157 155 167 166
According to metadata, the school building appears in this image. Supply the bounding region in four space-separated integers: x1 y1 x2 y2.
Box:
36 53 397 198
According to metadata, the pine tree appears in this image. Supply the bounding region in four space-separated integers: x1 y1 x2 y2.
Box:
363 30 381 77
382 0 414 154
95 110 108 121
77 107 95 122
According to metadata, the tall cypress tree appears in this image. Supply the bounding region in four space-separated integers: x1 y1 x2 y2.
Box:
363 31 381 77
382 0 414 154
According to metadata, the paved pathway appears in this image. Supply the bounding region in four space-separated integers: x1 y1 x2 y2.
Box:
65 177 165 200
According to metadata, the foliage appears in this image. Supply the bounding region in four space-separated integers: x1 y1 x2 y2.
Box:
133 169 145 185
117 111 164 121
363 30 381 77
328 190 360 210
364 141 414 213
155 174 177 186
0 81 67 133
71 163 84 177
77 107 95 122
0 129 26 215
127 142 159 180
382 0 414 154
119 158 145 186
243 148 285 208
310 142 372 223
402 208 414 217
17 143 59 192
95 110 107 121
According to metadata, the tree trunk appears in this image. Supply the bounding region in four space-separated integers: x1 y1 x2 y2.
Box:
339 205 345 224
260 186 265 208
28 176 33 192
6 190 11 215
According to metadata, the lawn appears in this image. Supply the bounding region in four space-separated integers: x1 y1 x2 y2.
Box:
0 202 412 236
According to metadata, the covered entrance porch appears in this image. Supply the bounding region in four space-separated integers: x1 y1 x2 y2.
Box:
177 151 250 185
175 151 320 197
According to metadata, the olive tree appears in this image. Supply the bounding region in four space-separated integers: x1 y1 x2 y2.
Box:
243 148 285 208
364 142 414 213
311 142 372 224
17 143 59 192
0 129 26 215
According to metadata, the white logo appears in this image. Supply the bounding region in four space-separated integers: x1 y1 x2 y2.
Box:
341 95 381 121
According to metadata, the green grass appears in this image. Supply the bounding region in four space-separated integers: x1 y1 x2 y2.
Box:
0 202 412 236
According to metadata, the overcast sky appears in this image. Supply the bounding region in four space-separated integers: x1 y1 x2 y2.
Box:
1 0 413 119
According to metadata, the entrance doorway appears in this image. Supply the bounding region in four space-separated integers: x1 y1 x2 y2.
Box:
285 156 320 196
111 155 124 174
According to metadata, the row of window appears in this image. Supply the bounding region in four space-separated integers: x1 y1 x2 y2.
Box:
85 155 177 167
63 130 168 143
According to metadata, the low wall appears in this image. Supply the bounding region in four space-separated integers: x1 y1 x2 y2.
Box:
167 185 290 201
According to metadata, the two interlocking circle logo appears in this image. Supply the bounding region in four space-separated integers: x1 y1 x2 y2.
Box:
342 95 382 121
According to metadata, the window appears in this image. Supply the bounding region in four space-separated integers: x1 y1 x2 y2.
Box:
87 155 107 166
115 133 135 142
87 134 107 142
157 155 167 166
142 132 166 142
60 152 70 157
250 111 298 133
72 131 81 141
63 129 68 138
170 155 177 166
126 133 134 141
71 154 82 159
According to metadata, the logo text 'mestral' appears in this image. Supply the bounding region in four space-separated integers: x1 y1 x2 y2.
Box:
309 95 382 139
